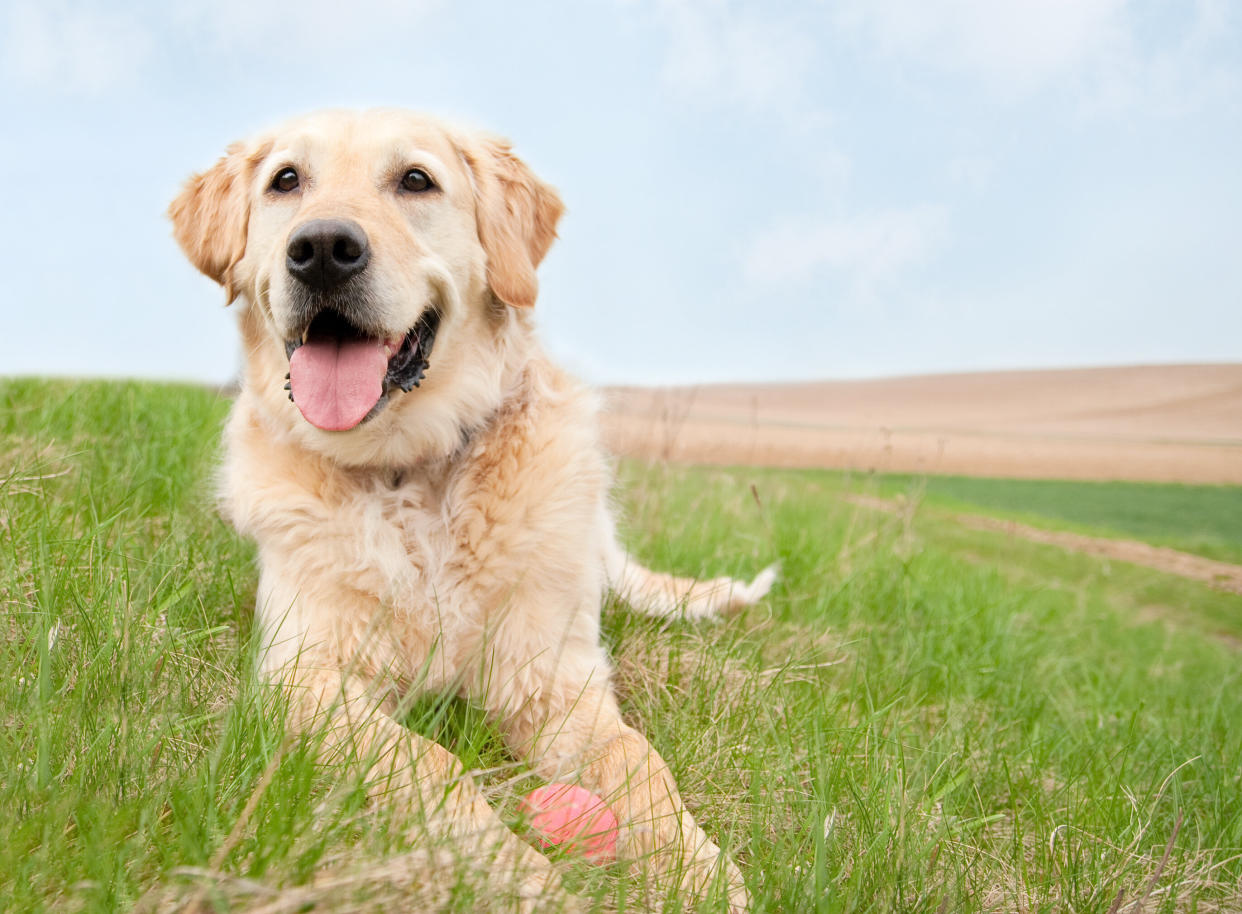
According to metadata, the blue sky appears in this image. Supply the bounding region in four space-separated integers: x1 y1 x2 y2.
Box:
2 0 1239 385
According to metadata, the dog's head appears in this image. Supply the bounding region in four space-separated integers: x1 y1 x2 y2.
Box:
170 109 563 464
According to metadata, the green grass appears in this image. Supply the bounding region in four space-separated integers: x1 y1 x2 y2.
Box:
2 379 1240 912
875 474 1242 565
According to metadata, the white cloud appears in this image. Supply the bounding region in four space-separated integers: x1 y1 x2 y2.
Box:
2 1 153 95
836 0 1240 113
836 0 1130 95
947 154 994 193
170 0 441 56
743 205 950 301
1086 0 1240 116
640 0 819 115
0 0 443 97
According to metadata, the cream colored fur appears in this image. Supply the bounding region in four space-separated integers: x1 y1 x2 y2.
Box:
170 109 773 911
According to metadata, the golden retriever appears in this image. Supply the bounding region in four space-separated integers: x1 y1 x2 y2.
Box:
169 109 774 911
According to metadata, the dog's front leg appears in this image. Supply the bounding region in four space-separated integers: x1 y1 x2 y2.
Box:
501 684 750 912
277 663 567 910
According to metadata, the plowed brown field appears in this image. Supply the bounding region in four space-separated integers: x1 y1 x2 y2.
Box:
602 364 1242 483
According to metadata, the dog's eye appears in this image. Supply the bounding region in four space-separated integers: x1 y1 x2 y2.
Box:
271 168 300 193
401 169 434 193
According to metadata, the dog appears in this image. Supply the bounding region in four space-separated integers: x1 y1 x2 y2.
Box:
169 109 774 911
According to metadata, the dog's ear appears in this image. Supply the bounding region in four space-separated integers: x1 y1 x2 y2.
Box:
460 134 564 309
168 141 266 301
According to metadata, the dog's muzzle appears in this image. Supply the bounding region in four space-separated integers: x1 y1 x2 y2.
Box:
280 219 440 432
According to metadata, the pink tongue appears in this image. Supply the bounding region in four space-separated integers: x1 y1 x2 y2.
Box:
288 337 388 431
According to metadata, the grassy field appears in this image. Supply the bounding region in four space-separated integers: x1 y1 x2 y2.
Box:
1 379 1240 912
875 474 1242 565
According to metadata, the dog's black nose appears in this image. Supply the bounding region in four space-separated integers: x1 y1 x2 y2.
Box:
286 219 371 290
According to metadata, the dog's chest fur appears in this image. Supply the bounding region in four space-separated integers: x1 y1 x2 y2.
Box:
221 361 613 695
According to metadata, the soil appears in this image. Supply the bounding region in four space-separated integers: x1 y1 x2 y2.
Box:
602 364 1242 484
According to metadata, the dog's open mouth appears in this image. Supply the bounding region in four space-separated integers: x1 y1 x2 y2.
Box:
284 308 440 432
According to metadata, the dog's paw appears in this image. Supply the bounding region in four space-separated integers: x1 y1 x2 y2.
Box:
485 832 580 913
513 865 582 914
678 844 751 913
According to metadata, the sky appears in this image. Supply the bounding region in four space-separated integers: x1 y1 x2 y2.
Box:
1 0 1239 386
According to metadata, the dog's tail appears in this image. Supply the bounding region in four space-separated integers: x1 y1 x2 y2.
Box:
604 539 778 620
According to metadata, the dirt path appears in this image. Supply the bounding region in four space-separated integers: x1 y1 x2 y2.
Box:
844 494 1242 596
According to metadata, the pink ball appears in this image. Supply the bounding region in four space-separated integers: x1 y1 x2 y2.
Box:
518 783 619 863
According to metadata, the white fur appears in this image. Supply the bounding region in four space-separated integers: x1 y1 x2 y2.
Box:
170 109 771 911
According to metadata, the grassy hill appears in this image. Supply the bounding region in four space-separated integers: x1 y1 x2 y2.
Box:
1 379 1239 912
